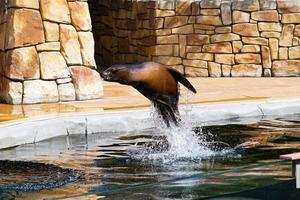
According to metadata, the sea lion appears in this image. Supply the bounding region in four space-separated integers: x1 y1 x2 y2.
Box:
100 62 197 126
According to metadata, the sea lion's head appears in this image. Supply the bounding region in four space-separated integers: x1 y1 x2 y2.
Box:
100 65 131 85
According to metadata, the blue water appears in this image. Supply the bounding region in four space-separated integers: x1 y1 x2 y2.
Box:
0 114 299 199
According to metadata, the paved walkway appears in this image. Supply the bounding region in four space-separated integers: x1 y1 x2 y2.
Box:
0 78 299 123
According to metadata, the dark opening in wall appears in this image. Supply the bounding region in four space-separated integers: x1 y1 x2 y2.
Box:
88 0 157 72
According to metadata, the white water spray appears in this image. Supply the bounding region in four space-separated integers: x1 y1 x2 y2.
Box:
130 89 238 164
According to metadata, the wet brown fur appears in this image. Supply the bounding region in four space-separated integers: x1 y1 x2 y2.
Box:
100 62 197 126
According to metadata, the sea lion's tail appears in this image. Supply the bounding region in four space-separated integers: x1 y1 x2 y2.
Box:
167 68 197 93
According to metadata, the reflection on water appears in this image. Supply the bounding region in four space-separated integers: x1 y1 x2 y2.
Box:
0 114 299 199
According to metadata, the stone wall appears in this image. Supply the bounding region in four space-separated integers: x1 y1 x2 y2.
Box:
91 0 300 77
0 0 103 104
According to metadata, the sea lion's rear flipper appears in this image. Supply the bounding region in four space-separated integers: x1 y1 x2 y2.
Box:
156 99 178 127
167 68 197 93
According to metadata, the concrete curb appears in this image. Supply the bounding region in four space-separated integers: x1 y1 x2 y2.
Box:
0 97 299 149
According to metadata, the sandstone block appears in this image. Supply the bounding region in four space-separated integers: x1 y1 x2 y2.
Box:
269 38 279 59
294 25 300 36
187 34 209 45
186 53 213 61
36 42 60 51
279 47 288 60
233 41 243 53
289 46 300 59
60 24 82 65
235 53 261 64
165 16 188 28
78 32 96 68
202 42 232 53
0 23 5 50
43 21 59 42
242 37 268 45
40 0 71 23
68 1 92 31
4 47 40 80
232 0 259 11
215 26 232 34
194 24 215 30
258 22 282 32
191 2 200 15
279 24 295 47
157 35 178 44
233 23 259 36
153 56 182 65
282 13 300 24
58 83 76 102
264 69 272 77
138 36 156 47
176 1 191 15
153 45 173 56
221 3 232 25
70 66 103 100
186 46 202 53
159 1 175 10
155 10 175 17
241 45 260 53
195 30 206 34
0 76 23 104
278 0 300 13
222 65 231 77
172 24 193 34
200 9 220 16
260 32 281 38
259 0 277 10
56 78 72 84
208 62 221 77
39 52 70 80
293 37 299 46
173 45 179 56
211 33 240 43
215 54 235 65
166 57 184 68
150 18 164 29
8 0 39 9
185 67 208 77
262 46 271 69
6 9 44 49
188 16 196 24
251 10 279 22
196 16 222 25
272 60 300 76
232 11 250 23
231 64 262 77
23 80 59 104
200 0 221 8
156 29 172 36
179 35 186 58
183 60 207 68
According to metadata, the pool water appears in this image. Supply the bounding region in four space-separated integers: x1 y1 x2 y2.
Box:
0 114 300 199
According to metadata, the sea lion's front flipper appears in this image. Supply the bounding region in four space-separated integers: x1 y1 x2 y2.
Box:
167 68 197 93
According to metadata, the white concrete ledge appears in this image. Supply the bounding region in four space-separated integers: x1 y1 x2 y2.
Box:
0 98 300 149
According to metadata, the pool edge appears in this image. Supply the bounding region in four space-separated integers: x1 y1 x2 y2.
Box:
0 97 300 149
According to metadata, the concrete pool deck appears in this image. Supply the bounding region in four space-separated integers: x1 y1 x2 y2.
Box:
0 78 299 122
0 78 299 149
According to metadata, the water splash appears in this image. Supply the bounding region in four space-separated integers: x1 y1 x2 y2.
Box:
130 110 238 165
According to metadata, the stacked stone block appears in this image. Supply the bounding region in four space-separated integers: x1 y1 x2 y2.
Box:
92 0 300 77
0 0 103 104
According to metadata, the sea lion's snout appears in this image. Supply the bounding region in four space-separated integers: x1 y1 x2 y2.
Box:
100 70 112 80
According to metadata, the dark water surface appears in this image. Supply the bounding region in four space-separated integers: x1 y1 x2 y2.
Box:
0 114 300 199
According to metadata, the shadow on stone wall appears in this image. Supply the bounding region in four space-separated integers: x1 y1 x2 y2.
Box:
88 0 300 78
